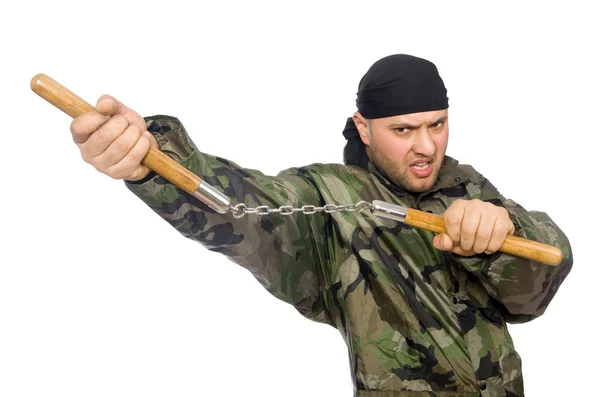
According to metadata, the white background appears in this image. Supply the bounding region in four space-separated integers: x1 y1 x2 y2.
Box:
1 1 596 396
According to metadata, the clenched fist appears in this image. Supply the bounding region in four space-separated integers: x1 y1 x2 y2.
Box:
432 199 515 256
70 95 158 181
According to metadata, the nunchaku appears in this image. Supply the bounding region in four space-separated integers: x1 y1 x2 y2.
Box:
31 74 563 266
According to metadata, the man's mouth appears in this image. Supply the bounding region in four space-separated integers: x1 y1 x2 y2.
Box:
411 162 430 170
409 159 434 177
410 158 433 169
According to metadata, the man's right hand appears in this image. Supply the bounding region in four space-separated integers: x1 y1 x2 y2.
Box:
70 95 158 182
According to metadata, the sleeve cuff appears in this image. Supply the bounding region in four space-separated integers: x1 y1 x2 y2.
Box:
124 114 199 190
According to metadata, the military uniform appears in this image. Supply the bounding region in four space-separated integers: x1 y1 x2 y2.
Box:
126 115 573 397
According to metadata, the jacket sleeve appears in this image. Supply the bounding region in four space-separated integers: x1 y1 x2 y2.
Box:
124 115 333 326
451 169 573 324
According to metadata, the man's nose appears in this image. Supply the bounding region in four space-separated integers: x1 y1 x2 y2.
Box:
412 127 436 156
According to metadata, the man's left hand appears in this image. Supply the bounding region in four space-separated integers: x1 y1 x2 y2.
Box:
432 199 515 256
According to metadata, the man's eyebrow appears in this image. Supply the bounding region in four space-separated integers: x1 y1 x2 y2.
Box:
388 121 420 129
388 116 448 129
430 116 448 126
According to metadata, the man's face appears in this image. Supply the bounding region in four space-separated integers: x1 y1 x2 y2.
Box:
355 109 449 193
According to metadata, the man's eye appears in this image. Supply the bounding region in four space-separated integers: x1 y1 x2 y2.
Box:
395 128 410 134
431 121 443 129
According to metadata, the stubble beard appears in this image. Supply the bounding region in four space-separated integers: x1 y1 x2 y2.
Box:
369 138 442 193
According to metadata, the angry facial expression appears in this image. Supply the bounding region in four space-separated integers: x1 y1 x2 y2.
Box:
354 109 449 193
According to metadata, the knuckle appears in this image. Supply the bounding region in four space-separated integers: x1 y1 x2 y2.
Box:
80 150 91 163
444 212 459 226
488 242 502 252
125 154 140 169
127 145 141 162
141 133 151 148
128 124 142 141
461 232 474 245
112 137 131 155
106 167 121 179
490 230 506 247
91 161 107 175
496 221 510 235
473 245 486 254
95 126 114 144
70 116 93 141
476 231 491 243
449 200 464 211
123 148 140 165
133 138 150 161
461 229 475 241
111 114 129 128
491 229 505 243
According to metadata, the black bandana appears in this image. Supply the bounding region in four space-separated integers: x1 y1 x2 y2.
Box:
343 54 449 169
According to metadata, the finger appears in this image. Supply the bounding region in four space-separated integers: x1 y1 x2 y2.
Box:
91 123 142 172
70 111 110 145
472 213 495 254
486 218 512 254
81 115 130 159
105 133 152 180
96 94 147 133
143 130 159 149
444 200 465 245
506 214 516 236
460 206 481 252
447 244 476 257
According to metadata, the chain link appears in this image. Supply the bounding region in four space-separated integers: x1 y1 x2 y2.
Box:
230 200 372 219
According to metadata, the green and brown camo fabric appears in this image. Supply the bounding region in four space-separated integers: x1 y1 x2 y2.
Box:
125 115 573 397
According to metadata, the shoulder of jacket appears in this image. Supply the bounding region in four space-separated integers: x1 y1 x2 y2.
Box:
277 162 366 179
439 156 485 187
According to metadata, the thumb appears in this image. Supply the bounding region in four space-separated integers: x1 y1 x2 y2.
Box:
95 94 124 116
95 94 147 133
433 234 455 251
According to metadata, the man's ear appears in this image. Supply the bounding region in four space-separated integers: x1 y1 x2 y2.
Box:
353 112 370 146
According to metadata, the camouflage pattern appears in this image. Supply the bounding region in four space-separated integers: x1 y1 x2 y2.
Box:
125 115 573 397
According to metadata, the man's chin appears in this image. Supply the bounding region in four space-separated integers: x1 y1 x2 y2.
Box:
405 172 439 192
376 160 440 193
406 182 434 193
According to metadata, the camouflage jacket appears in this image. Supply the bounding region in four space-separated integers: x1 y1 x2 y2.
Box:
126 115 573 397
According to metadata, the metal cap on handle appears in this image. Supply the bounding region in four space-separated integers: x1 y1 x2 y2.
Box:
30 74 231 214
371 200 408 223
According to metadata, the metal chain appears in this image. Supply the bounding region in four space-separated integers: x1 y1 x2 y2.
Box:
230 200 372 219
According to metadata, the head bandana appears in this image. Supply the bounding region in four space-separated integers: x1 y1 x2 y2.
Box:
343 54 449 169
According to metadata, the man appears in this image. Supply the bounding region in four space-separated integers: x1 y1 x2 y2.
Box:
70 54 572 396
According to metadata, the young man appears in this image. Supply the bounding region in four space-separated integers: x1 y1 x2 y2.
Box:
70 54 572 396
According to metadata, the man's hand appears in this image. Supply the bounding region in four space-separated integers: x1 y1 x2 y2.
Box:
432 199 515 256
70 95 158 181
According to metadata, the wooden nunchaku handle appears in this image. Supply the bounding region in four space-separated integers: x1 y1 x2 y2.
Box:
30 74 201 194
405 208 563 265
